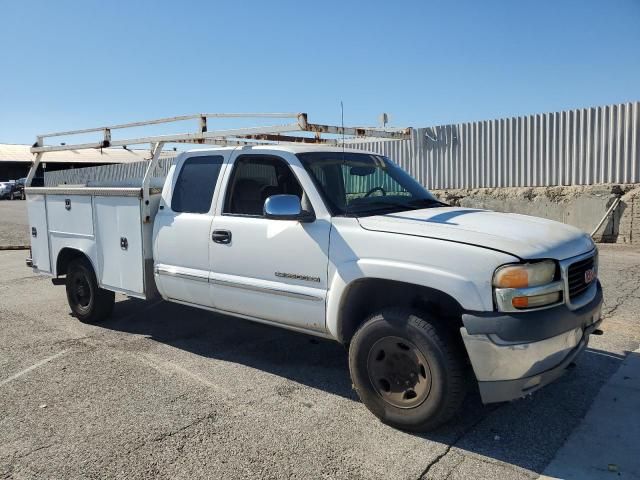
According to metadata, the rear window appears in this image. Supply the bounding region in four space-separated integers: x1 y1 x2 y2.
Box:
172 155 224 213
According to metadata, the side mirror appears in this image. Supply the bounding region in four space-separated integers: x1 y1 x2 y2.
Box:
264 194 315 222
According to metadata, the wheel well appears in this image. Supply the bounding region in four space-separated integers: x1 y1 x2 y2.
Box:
337 278 464 345
56 248 91 277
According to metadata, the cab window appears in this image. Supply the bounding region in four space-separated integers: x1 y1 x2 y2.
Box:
224 155 304 216
172 155 224 213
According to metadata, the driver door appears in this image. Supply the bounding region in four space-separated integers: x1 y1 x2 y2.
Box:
208 152 330 332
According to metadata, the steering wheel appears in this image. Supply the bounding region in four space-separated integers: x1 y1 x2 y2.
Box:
364 186 387 197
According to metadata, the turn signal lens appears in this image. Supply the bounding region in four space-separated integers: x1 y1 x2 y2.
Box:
511 296 529 308
512 292 561 309
493 260 556 289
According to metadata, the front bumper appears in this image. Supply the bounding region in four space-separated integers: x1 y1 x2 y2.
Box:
461 281 603 403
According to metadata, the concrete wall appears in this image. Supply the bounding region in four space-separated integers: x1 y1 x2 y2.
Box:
618 187 640 244
431 184 640 245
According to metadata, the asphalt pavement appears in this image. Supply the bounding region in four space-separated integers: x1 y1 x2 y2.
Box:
0 237 639 478
0 200 28 248
541 347 640 479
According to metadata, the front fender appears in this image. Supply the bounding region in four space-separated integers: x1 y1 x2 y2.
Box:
325 258 487 340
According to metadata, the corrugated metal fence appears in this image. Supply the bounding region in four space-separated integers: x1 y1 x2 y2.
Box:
348 101 639 189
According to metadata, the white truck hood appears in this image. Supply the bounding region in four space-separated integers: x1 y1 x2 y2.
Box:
357 207 595 260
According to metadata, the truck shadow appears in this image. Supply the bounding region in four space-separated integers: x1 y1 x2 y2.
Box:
103 298 359 399
101 297 626 475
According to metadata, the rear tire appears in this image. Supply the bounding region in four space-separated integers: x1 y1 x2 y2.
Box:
348 308 467 431
65 257 114 323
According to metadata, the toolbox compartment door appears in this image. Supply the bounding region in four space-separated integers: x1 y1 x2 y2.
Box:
94 196 145 296
26 194 51 273
46 195 94 236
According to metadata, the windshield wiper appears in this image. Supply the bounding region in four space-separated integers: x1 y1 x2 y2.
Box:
406 198 449 208
345 201 414 217
345 198 448 217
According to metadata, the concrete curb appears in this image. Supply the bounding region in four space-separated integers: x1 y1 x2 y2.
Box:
0 245 30 250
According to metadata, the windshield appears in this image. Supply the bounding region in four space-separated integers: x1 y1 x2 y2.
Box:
297 152 445 216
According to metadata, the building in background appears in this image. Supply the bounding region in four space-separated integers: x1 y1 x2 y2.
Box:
0 144 176 182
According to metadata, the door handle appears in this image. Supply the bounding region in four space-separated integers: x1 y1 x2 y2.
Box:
212 229 232 244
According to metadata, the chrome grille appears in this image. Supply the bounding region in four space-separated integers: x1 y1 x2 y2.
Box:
567 255 596 301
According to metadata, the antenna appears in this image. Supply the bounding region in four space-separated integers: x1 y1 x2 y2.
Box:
378 112 391 128
340 101 345 148
340 101 347 166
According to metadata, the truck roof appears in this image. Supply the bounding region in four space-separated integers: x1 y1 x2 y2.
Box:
182 144 380 156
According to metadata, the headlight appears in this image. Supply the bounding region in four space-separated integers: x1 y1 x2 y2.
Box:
493 260 562 312
493 260 556 288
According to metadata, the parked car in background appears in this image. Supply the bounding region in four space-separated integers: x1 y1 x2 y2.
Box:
0 181 16 200
11 178 26 200
5 177 43 199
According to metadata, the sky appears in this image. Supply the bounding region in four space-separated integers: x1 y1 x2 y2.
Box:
0 0 639 144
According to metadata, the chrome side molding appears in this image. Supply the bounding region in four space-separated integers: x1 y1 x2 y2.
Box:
155 264 323 302
154 265 208 283
210 278 323 302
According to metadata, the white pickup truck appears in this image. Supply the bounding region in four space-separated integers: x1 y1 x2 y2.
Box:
25 114 603 431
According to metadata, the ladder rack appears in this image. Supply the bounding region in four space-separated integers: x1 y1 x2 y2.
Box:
26 112 412 222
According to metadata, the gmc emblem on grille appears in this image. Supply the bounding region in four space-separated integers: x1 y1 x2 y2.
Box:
584 268 596 284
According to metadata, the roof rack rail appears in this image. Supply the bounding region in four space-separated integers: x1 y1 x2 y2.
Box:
26 112 412 222
30 112 410 154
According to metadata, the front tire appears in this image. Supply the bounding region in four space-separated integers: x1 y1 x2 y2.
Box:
348 308 467 431
65 257 114 323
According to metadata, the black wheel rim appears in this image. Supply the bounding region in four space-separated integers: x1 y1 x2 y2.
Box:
367 336 432 409
70 271 92 309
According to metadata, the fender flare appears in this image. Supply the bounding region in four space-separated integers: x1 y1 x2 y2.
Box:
325 258 487 340
54 245 99 278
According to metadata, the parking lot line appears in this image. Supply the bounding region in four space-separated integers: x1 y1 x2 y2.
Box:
0 349 69 388
133 351 232 396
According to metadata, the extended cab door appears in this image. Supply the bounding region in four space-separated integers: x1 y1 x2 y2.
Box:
153 151 230 306
208 151 331 332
